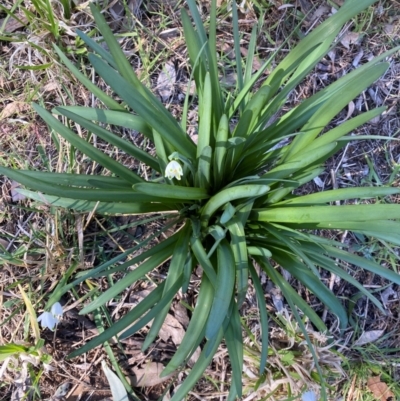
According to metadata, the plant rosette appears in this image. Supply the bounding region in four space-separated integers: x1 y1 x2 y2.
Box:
1 1 399 400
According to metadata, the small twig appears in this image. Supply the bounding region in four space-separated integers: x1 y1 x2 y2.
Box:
334 141 351 176
6 212 35 251
65 348 103 400
322 170 348 322
219 358 226 401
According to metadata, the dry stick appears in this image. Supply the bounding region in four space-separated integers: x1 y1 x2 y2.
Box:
94 215 126 253
329 139 351 298
65 347 103 400
346 373 358 401
6 211 35 251
188 392 208 401
219 357 226 401
270 345 299 392
321 166 349 323
76 213 84 266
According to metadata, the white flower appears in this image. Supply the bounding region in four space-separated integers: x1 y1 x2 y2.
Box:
165 160 183 180
51 302 63 318
37 312 59 331
302 391 317 401
37 302 63 331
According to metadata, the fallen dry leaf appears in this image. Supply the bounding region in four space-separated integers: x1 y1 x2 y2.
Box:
173 302 190 328
131 362 173 387
367 376 395 401
240 47 265 73
220 73 237 88
0 102 30 120
313 176 324 188
156 313 201 367
340 31 362 49
381 286 397 309
298 0 312 14
384 24 394 35
0 14 28 33
129 290 201 366
158 313 185 346
10 181 26 202
341 100 355 123
157 61 176 101
42 82 60 93
354 330 384 346
310 5 330 21
128 0 143 15
0 238 9 249
109 0 125 21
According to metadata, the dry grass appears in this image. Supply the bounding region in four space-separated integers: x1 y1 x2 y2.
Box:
1 0 400 400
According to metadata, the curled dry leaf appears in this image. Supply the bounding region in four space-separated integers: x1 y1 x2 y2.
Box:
157 61 176 101
342 101 355 123
270 287 284 313
367 376 395 401
380 286 397 309
10 181 26 202
340 31 362 49
11 363 30 401
367 88 383 106
173 302 190 328
352 49 364 68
